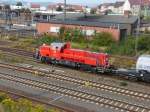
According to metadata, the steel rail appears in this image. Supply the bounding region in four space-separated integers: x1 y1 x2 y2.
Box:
0 72 149 112
0 62 149 102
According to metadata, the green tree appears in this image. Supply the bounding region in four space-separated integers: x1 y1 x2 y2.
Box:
58 27 65 41
72 29 86 43
90 8 96 14
56 5 63 11
16 2 23 6
4 5 10 10
64 29 72 41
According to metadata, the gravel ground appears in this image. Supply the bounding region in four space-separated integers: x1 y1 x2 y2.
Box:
0 65 150 112
0 43 149 94
0 41 12 46
0 38 150 111
18 62 150 94
0 75 118 112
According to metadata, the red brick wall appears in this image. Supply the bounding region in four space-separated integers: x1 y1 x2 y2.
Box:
36 22 120 41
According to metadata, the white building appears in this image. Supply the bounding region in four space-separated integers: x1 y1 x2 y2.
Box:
10 5 24 10
40 6 47 11
98 0 150 16
98 1 124 14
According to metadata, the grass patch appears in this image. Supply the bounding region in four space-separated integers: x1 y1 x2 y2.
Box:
0 93 9 103
110 57 136 68
0 92 60 112
0 52 24 63
12 38 36 51
119 81 128 86
8 37 19 41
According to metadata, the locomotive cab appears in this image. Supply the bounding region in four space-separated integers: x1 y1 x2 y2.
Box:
35 42 71 62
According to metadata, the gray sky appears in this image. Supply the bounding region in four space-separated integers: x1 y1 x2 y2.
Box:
24 0 117 6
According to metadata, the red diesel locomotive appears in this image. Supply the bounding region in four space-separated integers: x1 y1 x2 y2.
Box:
34 42 111 73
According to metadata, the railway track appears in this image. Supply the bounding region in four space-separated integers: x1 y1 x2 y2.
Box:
0 46 137 63
0 47 33 57
0 62 150 102
0 72 150 112
0 41 12 46
0 86 75 112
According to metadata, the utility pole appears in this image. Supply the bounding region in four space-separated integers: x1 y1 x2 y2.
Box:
135 0 141 57
5 4 12 29
64 0 66 21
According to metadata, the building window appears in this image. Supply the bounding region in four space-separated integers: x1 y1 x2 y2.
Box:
50 27 60 33
82 29 95 36
43 15 47 20
86 30 95 36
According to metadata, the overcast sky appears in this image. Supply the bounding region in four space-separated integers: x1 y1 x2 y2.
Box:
24 0 118 6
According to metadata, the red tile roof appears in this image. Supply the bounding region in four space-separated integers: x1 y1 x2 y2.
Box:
129 0 150 6
143 0 150 5
48 4 57 9
129 0 141 5
69 5 83 11
31 3 40 8
47 3 83 11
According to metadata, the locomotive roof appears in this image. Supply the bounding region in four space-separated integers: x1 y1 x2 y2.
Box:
70 48 106 55
51 42 66 46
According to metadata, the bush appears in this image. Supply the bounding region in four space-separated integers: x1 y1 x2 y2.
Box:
138 35 150 51
72 30 86 43
1 96 59 112
8 37 19 41
56 5 63 11
107 38 136 56
0 93 9 102
58 27 87 43
91 32 115 47
35 35 59 46
34 29 150 57
106 35 150 56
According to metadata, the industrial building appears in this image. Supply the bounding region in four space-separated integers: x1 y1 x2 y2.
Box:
36 13 138 41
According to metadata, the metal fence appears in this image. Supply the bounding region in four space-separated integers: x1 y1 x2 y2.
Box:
0 26 37 38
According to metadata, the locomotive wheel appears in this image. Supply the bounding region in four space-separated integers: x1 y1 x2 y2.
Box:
40 57 46 63
75 63 81 69
51 60 57 65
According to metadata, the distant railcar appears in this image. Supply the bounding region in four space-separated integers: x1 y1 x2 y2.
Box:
136 55 150 82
